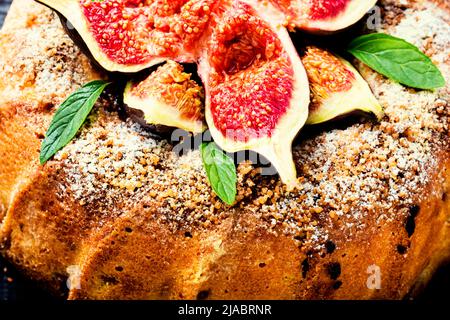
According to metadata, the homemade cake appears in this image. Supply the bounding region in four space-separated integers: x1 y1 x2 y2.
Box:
0 0 449 299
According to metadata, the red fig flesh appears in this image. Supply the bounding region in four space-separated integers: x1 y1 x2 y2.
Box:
124 61 205 133
199 1 309 188
38 0 216 72
270 0 377 32
301 46 383 124
38 0 377 72
37 0 381 187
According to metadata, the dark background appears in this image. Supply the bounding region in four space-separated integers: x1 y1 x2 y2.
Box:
0 0 9 24
0 0 448 301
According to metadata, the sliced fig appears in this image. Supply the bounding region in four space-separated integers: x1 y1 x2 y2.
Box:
269 0 377 32
38 0 377 74
198 1 310 188
124 61 205 134
37 0 215 72
38 0 380 188
301 46 383 125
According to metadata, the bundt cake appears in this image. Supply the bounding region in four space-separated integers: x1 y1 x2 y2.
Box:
0 0 449 300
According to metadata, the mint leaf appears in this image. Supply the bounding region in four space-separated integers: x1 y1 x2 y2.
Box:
40 80 110 164
348 33 445 90
200 142 237 205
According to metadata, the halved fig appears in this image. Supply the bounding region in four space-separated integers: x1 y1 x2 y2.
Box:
269 0 378 32
38 0 380 188
124 61 205 134
38 0 377 74
198 1 310 188
301 46 383 125
37 0 215 72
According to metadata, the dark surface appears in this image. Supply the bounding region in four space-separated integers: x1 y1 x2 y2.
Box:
0 0 448 301
0 0 10 27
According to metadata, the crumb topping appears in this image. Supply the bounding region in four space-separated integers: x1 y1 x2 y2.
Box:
0 9 97 105
55 110 232 230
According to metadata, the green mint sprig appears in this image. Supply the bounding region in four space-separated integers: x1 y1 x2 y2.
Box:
40 80 110 164
348 33 445 90
200 142 237 205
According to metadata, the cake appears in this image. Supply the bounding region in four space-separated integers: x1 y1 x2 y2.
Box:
0 0 449 300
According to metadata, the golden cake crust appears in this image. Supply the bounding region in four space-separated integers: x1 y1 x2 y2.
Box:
0 0 449 299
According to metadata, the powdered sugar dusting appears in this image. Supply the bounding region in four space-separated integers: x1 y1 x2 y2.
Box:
50 1 449 252
0 8 97 105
